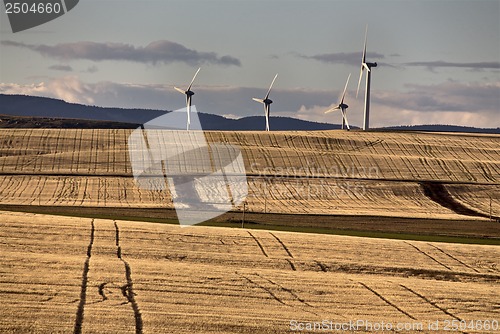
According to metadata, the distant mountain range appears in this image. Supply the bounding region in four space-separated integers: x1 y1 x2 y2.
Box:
1 94 499 133
0 94 340 130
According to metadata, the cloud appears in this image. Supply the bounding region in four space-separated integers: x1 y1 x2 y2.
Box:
0 40 241 67
0 76 95 104
298 51 385 66
367 81 500 127
298 51 399 69
48 64 73 72
1 77 498 128
405 60 500 71
380 81 500 113
85 65 98 73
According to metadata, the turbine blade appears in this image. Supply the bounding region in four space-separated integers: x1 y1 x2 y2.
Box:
342 108 350 130
325 106 341 114
339 73 351 104
362 24 368 64
356 66 364 98
252 98 264 104
357 25 368 99
265 73 278 100
187 67 201 91
174 87 186 94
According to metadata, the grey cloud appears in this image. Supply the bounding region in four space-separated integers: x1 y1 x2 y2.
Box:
48 64 73 72
373 92 466 112
374 82 500 114
1 40 241 67
85 65 98 73
405 61 500 71
299 51 385 66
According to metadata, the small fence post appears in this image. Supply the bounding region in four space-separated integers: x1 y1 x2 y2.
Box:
241 202 246 228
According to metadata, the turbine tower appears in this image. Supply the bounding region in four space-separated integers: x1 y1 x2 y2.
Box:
252 74 278 131
174 67 201 130
325 73 351 130
356 26 377 131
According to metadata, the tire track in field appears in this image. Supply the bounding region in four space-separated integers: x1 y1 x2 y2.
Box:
255 273 316 310
73 219 95 334
247 231 268 257
269 232 294 258
238 273 285 305
426 243 480 273
404 242 452 271
315 260 328 272
98 282 108 302
114 221 143 334
399 284 467 334
285 259 297 271
358 282 416 320
238 272 318 316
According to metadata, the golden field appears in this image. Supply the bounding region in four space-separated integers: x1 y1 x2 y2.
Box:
0 129 498 219
0 128 499 333
0 211 499 333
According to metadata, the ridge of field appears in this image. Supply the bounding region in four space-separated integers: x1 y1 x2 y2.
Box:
0 129 498 220
0 210 499 333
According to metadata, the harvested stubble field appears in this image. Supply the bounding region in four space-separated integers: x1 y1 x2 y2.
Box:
0 129 498 221
0 129 499 333
0 211 499 333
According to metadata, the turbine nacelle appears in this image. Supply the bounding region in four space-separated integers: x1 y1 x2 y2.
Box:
252 98 273 105
324 103 348 113
363 62 377 72
174 87 195 96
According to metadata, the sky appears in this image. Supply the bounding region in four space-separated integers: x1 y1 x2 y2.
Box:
0 0 499 128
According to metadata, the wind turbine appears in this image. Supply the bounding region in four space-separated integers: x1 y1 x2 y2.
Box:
325 73 351 130
356 25 377 131
174 67 201 130
252 74 278 131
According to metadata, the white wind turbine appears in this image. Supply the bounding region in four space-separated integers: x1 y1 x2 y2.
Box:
356 25 377 131
174 67 201 130
325 73 351 130
252 74 278 131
